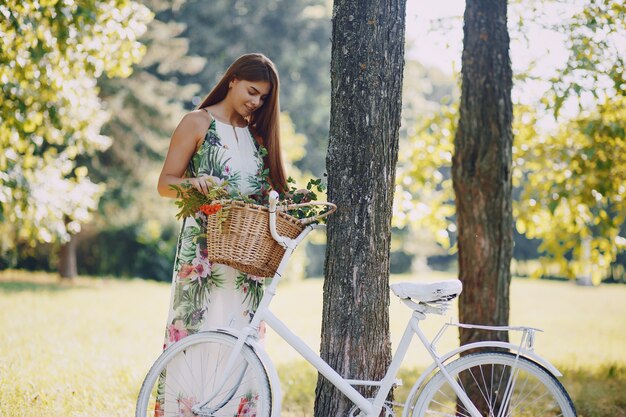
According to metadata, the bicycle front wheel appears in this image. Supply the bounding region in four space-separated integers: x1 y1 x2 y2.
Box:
412 351 576 417
136 331 271 417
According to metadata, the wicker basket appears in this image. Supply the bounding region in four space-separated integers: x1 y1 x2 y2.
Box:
205 200 335 277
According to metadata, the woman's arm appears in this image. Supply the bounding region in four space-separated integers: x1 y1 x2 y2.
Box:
157 111 212 198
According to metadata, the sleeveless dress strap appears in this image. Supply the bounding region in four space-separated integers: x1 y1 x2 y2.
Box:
202 108 214 120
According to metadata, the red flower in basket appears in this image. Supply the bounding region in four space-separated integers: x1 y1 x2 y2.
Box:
199 203 223 216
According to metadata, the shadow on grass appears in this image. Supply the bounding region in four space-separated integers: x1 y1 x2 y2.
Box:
0 279 90 293
0 269 99 293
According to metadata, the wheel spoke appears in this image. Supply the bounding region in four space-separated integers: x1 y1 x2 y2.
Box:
135 332 271 417
412 352 575 417
466 365 494 413
478 363 495 415
508 384 555 416
426 399 472 417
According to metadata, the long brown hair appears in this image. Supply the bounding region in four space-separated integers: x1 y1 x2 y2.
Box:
197 53 287 193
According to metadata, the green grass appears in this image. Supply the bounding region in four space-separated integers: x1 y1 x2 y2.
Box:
0 270 625 416
275 361 626 417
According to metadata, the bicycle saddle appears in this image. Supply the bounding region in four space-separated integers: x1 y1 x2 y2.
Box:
390 280 462 303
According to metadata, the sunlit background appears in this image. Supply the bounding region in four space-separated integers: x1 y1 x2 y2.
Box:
1 1 625 416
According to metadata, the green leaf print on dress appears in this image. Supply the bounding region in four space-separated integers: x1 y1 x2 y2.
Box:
192 125 242 191
246 157 267 197
235 272 265 313
188 127 222 176
174 224 200 270
173 222 225 317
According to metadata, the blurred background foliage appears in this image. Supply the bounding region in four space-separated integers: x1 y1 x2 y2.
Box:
1 0 625 284
0 0 152 262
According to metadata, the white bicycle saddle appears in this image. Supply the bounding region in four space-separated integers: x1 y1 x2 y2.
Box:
390 280 462 303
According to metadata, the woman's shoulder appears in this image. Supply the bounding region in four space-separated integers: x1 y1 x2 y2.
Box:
181 109 213 132
170 110 213 152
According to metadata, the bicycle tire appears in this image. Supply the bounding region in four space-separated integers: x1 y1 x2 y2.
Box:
410 351 576 417
136 331 271 417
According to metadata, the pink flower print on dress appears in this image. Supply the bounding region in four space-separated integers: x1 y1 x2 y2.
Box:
154 400 164 417
195 242 210 261
236 396 256 417
192 262 210 279
168 320 189 343
259 322 267 340
177 395 198 417
177 263 194 281
225 165 231 174
192 256 211 280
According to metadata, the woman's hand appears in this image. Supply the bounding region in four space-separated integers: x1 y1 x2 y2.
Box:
188 175 222 195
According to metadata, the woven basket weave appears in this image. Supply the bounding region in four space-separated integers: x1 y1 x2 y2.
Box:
205 201 305 277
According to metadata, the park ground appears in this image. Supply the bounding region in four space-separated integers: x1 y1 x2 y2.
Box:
0 270 625 416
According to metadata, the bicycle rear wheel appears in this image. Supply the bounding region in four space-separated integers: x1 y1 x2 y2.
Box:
136 331 271 417
411 351 575 417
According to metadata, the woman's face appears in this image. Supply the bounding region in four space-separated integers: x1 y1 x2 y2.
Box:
228 78 271 117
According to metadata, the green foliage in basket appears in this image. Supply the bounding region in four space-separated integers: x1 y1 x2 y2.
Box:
169 170 331 225
169 179 232 229
281 177 330 221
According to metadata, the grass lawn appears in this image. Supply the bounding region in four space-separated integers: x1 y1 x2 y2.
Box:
0 269 624 416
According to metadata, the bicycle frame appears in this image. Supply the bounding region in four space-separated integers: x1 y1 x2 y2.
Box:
194 193 564 417
197 222 475 417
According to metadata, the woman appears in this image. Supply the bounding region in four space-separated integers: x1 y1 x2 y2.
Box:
155 53 286 416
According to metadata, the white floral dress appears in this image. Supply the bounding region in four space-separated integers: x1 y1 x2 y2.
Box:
155 114 266 416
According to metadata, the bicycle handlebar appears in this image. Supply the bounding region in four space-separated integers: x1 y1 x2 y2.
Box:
268 190 290 248
269 190 332 249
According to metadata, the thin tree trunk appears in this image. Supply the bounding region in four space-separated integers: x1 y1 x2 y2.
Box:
452 2 513 413
59 235 78 279
453 0 513 346
314 1 406 416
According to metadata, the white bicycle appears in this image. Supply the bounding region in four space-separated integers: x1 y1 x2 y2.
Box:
136 191 576 417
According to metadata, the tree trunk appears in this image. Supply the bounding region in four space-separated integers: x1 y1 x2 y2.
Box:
314 1 406 416
454 0 513 345
59 234 78 279
452 2 513 413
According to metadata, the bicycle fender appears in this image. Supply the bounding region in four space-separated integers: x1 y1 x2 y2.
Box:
444 342 562 376
214 327 283 417
401 342 562 417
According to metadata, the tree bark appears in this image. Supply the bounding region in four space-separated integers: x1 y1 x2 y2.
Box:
452 2 513 413
453 0 513 345
314 1 406 416
59 234 78 279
